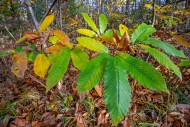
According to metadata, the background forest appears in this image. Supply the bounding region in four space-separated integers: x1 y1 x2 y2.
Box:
0 0 190 127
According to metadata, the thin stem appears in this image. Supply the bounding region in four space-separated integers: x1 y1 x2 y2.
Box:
4 25 17 42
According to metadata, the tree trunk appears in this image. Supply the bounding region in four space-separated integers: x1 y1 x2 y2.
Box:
125 0 130 15
24 0 39 30
166 0 170 5
186 0 190 29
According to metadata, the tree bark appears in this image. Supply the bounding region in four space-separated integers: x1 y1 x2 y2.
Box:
24 0 39 30
152 0 156 26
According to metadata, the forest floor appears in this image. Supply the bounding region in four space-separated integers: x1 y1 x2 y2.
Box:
0 30 190 127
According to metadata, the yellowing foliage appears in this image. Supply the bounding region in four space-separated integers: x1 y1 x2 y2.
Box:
77 29 97 37
48 36 59 44
53 29 71 46
119 24 128 36
45 43 64 53
39 14 54 32
11 52 27 78
17 36 26 43
34 54 50 78
144 4 153 9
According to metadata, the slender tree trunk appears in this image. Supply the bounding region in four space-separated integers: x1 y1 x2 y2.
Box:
59 0 63 30
24 0 39 30
166 0 170 5
152 0 156 26
185 0 190 29
125 0 130 15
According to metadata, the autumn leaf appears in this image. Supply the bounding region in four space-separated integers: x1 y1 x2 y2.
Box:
34 54 50 78
77 29 97 37
112 29 121 45
172 34 190 48
24 32 40 40
95 85 102 97
116 1 124 6
144 4 153 9
118 31 130 50
45 43 64 53
11 52 27 78
48 36 59 44
17 36 26 43
119 24 128 36
39 14 54 32
24 32 40 44
100 36 114 45
53 29 71 46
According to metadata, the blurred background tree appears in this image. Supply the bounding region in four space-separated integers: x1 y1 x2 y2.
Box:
0 0 189 40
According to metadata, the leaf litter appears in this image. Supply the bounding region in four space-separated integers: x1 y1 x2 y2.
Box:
0 30 190 127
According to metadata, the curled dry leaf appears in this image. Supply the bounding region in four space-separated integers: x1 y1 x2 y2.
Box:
112 29 133 52
11 52 27 78
112 29 120 45
45 43 64 53
24 32 40 43
118 32 130 50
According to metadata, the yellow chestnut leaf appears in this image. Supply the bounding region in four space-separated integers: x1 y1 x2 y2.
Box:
34 54 50 78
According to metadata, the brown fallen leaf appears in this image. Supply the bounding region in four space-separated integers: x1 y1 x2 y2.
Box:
166 115 174 123
76 114 87 127
11 52 27 78
174 104 190 114
95 85 102 97
10 124 17 127
97 110 107 125
31 121 38 126
172 34 190 48
12 117 28 127
122 117 133 127
22 113 28 117
169 112 182 116
173 120 182 127
56 122 63 127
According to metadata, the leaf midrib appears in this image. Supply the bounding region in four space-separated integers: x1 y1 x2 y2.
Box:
133 28 148 43
125 58 165 90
